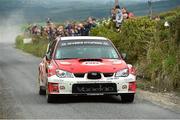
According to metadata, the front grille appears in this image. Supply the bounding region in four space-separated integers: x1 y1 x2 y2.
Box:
74 73 85 78
74 72 114 78
72 83 117 93
87 72 101 79
103 73 114 77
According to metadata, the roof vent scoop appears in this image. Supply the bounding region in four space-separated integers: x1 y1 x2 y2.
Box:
79 59 103 62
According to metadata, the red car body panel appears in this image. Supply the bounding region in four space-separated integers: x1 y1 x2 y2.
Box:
54 59 127 73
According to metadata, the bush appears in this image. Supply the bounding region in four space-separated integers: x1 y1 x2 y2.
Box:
15 35 24 49
91 8 180 91
15 35 48 57
92 18 157 64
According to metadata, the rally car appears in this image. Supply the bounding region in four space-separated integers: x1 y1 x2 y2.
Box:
38 36 136 103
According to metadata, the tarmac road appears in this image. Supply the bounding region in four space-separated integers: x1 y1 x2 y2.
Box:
0 43 180 119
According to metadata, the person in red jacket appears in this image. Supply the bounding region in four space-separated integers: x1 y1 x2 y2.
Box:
122 7 135 19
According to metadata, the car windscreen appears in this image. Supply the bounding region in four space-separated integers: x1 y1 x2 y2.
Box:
55 40 120 59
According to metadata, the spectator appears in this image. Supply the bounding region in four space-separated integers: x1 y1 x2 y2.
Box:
128 12 135 19
65 22 73 36
40 26 44 36
84 21 91 36
48 22 56 41
77 23 86 36
122 7 129 19
92 18 97 27
73 24 79 36
70 24 76 36
122 7 135 19
56 25 65 37
26 17 98 41
115 5 123 32
46 18 52 25
31 24 39 35
154 16 161 21
111 8 116 22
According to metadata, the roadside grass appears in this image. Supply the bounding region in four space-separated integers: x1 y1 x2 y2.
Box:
15 7 180 92
16 35 48 57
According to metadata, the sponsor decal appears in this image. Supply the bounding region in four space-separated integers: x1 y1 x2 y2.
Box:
107 78 119 80
76 85 115 93
107 78 133 81
113 60 122 64
82 61 104 66
124 78 134 81
61 41 110 46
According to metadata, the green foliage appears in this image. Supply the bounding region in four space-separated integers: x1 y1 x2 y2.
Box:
15 35 24 49
15 35 48 57
91 8 180 91
160 7 180 19
92 18 157 64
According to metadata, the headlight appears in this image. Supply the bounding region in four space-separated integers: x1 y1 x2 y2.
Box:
56 69 74 78
115 68 129 77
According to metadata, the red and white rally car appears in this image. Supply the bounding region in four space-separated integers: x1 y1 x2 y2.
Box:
38 36 136 103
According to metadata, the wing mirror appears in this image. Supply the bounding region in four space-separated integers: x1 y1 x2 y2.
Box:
121 53 127 60
45 53 51 61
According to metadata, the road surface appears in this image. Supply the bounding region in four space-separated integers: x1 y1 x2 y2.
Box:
0 43 180 119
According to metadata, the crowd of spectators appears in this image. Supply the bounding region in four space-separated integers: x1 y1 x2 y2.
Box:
27 0 135 41
28 17 96 42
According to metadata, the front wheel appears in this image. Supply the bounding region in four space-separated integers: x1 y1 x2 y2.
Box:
46 85 56 103
47 94 56 103
120 93 135 103
38 75 46 95
39 86 46 95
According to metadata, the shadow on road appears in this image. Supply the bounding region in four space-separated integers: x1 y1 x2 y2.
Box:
42 95 135 104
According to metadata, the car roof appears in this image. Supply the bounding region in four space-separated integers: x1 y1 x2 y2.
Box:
59 36 108 41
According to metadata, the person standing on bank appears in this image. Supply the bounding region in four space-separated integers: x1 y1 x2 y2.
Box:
115 5 123 32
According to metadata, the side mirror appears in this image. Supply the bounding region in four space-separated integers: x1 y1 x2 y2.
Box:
45 53 51 61
121 53 127 60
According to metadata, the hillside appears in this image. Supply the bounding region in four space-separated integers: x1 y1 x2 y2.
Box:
0 0 180 24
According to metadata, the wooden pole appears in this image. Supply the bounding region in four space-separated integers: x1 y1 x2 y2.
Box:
115 0 119 6
148 0 153 19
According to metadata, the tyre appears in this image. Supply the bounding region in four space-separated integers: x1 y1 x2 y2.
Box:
38 73 46 95
120 93 135 103
47 94 56 103
46 86 56 103
39 86 46 95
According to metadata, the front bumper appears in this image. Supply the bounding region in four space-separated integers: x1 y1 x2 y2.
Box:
47 74 136 95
